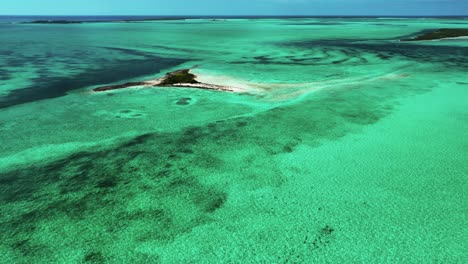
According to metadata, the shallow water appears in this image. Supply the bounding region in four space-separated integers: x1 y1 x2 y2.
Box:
0 18 467 262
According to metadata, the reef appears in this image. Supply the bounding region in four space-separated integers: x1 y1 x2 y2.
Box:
93 69 238 92
401 28 468 41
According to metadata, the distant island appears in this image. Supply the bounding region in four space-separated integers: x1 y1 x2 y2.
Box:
93 69 240 93
28 20 83 24
402 28 468 41
24 18 186 24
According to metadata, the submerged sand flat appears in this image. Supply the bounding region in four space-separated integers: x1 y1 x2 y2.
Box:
0 18 467 263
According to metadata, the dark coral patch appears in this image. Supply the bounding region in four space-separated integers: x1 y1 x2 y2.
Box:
96 178 118 189
84 251 106 263
204 193 227 213
320 225 334 235
0 128 232 261
236 121 248 127
283 145 294 153
176 97 192 105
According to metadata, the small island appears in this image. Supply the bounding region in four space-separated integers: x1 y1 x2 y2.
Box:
402 28 468 41
93 69 239 92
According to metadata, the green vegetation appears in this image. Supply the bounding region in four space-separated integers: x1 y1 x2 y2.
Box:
161 69 199 85
403 28 468 41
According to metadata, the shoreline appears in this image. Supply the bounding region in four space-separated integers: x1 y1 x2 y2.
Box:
92 69 244 93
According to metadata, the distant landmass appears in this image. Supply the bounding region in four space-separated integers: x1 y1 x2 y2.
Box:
0 15 466 24
24 17 186 24
402 28 468 41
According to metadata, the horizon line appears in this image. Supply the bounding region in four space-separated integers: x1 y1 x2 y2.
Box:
1 14 467 17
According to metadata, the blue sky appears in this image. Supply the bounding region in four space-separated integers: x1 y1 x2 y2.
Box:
1 0 467 16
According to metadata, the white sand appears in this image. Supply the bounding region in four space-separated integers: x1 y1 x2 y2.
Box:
437 36 468 41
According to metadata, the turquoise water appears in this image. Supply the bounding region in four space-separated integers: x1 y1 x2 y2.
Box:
0 18 467 262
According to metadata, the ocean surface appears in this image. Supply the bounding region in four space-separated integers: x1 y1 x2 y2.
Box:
0 17 467 262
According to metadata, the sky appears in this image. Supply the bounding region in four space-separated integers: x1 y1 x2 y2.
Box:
1 0 467 16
